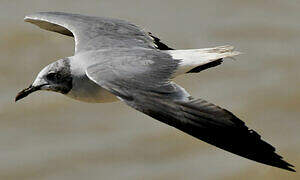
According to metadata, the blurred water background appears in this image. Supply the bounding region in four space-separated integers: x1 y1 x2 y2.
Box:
0 0 299 179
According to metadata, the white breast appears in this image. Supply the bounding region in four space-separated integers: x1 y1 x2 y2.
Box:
67 56 119 103
66 77 119 103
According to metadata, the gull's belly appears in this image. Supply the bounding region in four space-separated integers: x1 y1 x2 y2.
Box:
66 77 119 103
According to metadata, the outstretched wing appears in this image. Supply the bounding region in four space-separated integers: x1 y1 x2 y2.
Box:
24 12 173 54
85 48 295 172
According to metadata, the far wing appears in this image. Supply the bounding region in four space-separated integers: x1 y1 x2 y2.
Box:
85 49 295 172
25 12 172 54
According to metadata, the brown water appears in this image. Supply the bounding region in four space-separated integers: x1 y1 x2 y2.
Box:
0 0 299 179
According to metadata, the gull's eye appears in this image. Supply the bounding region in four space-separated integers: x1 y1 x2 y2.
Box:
46 73 61 81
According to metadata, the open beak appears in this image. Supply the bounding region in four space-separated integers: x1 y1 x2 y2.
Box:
15 84 43 102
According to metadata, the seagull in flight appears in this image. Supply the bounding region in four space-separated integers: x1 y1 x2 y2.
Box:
16 12 295 172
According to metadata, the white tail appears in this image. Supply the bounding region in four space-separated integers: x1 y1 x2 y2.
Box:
167 45 241 77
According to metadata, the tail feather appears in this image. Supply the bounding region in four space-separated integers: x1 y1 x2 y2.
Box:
167 45 241 76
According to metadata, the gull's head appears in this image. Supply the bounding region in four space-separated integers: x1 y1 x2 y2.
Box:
15 58 73 102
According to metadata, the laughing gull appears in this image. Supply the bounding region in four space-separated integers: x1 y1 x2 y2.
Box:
16 12 295 172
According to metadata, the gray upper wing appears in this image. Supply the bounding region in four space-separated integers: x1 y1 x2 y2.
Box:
85 48 294 171
85 48 187 100
24 12 172 54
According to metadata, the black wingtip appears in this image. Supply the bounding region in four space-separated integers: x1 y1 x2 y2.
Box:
282 165 296 172
277 163 296 172
278 161 296 172
287 168 296 172
148 32 174 50
186 58 223 73
259 150 296 172
244 150 296 172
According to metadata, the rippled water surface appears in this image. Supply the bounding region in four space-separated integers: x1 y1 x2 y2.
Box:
0 0 299 179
